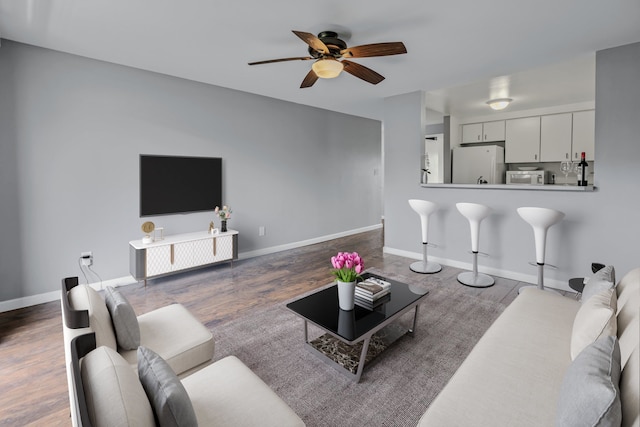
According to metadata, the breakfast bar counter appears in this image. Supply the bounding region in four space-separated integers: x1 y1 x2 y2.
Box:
420 183 596 192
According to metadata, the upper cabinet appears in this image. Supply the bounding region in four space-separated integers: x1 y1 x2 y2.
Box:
461 123 482 143
540 113 573 161
504 110 595 163
572 110 595 161
505 117 541 163
461 120 505 143
483 120 506 142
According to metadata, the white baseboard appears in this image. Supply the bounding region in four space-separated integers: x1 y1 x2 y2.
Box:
0 290 64 313
1 224 384 313
239 223 383 260
0 276 140 313
383 246 574 293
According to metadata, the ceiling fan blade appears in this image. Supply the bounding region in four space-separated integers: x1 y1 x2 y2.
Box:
300 69 319 88
342 60 385 85
292 30 329 54
340 42 407 58
248 57 314 66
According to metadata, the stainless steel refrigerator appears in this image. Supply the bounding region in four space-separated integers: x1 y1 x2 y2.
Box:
452 145 506 184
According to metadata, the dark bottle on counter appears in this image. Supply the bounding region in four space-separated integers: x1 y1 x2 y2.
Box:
577 152 588 186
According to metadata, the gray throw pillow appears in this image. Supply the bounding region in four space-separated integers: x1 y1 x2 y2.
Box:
104 286 140 350
582 265 616 304
556 335 622 427
138 346 198 427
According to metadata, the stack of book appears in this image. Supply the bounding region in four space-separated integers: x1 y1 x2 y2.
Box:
355 277 391 309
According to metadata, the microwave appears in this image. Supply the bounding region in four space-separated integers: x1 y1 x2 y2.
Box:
506 170 550 185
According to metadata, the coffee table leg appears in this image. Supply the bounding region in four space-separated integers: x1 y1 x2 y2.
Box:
354 336 371 382
304 320 309 343
409 305 420 334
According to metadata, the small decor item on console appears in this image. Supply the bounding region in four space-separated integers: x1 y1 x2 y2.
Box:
208 221 219 235
141 221 155 244
331 252 364 311
214 205 232 232
153 227 164 241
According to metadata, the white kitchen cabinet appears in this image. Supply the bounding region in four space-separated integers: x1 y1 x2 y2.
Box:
540 113 573 161
482 120 506 142
505 117 541 163
572 110 595 161
462 123 483 143
462 121 505 143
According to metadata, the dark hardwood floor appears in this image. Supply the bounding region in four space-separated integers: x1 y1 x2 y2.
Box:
0 228 571 425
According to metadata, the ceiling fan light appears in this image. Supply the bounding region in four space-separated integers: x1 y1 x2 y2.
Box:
312 59 344 79
486 98 512 110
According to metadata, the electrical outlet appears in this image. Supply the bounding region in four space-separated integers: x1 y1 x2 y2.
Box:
81 251 93 266
259 226 265 236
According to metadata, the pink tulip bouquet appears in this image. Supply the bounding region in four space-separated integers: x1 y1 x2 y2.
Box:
331 251 364 283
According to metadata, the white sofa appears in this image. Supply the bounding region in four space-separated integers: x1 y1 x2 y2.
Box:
69 333 305 427
62 277 305 427
419 267 640 427
61 277 215 426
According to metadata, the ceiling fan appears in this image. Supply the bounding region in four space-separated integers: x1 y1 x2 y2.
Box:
248 30 407 88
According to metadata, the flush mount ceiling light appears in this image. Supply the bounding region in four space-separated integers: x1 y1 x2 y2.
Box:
486 98 512 110
311 58 344 79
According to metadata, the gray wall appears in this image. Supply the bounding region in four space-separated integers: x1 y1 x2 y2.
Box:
0 40 382 302
384 42 640 288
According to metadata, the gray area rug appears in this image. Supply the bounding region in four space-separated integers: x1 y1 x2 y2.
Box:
212 273 506 427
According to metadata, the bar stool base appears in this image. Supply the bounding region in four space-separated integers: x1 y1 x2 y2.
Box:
457 272 494 288
410 260 441 274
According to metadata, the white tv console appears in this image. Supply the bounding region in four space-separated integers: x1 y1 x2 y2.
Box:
129 230 238 285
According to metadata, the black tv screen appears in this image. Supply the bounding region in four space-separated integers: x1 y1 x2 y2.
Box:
140 155 222 217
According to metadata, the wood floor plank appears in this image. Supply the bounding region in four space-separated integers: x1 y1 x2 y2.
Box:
0 228 566 425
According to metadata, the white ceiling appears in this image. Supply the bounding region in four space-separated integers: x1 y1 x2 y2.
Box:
1 0 639 120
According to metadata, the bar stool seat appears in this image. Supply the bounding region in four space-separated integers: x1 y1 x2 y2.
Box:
408 199 441 274
517 207 565 294
456 202 494 288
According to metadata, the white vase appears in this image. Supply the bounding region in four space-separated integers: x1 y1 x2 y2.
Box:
337 280 356 311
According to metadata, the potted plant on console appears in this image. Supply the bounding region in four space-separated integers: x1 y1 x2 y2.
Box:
331 252 364 311
215 205 232 232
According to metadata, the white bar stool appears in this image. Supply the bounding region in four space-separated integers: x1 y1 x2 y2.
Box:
456 202 494 288
517 207 565 294
408 199 441 274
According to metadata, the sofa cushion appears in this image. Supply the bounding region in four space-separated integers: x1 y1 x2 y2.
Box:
81 346 155 427
418 288 579 427
557 335 622 427
582 265 616 304
120 303 214 375
69 285 117 349
104 286 140 350
181 355 305 426
138 346 198 427
571 288 618 360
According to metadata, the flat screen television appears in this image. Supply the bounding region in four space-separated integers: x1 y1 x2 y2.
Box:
140 155 222 217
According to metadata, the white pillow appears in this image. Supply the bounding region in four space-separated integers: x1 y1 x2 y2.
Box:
69 285 117 349
82 346 155 427
571 288 618 360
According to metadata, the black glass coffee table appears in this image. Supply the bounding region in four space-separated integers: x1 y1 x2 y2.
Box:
286 272 429 382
